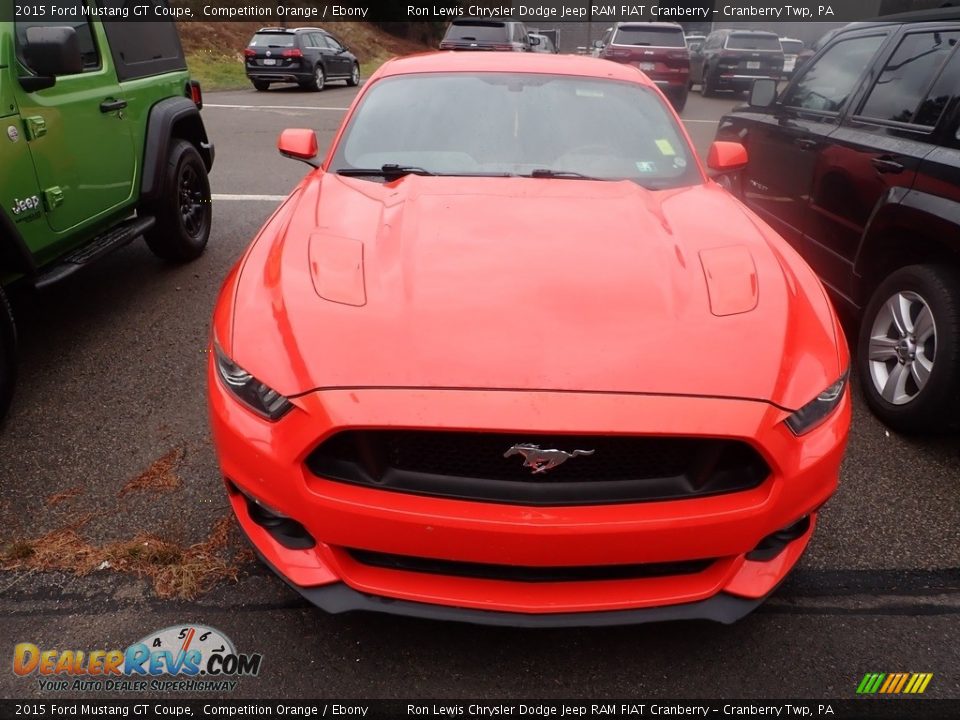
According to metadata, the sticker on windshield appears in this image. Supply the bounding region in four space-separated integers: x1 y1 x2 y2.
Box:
655 139 676 156
635 161 657 173
575 88 604 97
673 157 687 169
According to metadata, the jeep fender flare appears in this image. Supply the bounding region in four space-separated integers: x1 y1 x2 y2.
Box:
141 97 214 204
854 186 960 306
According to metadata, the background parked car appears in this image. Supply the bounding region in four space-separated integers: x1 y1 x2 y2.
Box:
715 10 960 432
685 33 707 53
594 22 690 111
245 27 360 91
778 37 805 78
439 20 534 51
690 29 784 96
529 32 558 54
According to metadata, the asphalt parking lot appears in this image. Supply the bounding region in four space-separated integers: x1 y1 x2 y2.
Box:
1 82 958 700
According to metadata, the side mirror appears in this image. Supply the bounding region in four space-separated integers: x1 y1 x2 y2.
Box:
707 141 748 173
19 26 82 91
749 78 778 108
278 128 319 167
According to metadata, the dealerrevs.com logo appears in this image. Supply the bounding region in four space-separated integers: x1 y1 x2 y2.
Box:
13 625 262 692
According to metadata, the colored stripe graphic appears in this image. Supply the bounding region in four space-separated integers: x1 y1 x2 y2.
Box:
858 673 932 694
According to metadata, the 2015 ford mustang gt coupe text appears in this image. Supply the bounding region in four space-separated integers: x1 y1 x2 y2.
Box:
208 52 851 626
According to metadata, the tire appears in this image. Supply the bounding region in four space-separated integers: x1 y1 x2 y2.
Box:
308 64 325 91
0 285 16 425
670 90 688 114
347 63 360 87
143 139 212 263
856 264 960 433
252 80 270 92
700 69 716 97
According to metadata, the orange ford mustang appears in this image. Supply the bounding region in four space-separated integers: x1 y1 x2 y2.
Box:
208 52 851 626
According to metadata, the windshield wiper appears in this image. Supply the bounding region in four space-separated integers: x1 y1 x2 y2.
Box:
337 164 436 179
526 169 603 180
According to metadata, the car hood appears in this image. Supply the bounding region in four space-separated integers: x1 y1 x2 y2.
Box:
229 174 842 409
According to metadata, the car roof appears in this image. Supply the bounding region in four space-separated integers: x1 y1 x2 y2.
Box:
616 21 683 29
377 52 656 86
255 27 327 34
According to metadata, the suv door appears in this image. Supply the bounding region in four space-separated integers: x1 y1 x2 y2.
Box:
322 33 351 76
691 33 717 83
734 32 887 247
13 6 135 235
808 27 958 298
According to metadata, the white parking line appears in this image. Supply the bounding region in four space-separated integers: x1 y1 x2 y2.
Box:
681 119 719 124
205 103 350 111
213 194 287 201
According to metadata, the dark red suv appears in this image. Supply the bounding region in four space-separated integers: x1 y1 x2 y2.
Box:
594 22 690 111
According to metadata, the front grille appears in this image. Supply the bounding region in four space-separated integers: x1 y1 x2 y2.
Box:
347 548 715 583
306 430 769 506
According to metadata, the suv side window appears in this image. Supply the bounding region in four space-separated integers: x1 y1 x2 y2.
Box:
858 30 960 126
15 0 100 74
325 34 344 52
784 34 886 113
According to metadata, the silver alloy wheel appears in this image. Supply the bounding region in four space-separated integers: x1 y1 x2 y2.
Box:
867 291 937 405
351 64 360 85
315 66 325 90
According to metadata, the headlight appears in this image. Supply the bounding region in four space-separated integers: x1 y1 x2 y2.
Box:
784 372 848 435
213 343 293 421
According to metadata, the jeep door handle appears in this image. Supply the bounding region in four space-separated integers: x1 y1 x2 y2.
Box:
871 156 905 174
793 137 818 151
100 99 127 113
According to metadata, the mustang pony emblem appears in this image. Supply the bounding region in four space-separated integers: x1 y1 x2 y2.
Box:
504 443 595 474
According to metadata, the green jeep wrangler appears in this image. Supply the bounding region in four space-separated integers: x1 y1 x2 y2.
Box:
0 7 214 422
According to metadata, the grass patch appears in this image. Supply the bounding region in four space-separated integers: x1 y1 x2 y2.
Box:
186 50 249 91
1 517 243 600
118 446 184 498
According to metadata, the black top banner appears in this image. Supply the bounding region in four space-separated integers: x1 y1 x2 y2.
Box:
3 700 960 720
4 1 957 23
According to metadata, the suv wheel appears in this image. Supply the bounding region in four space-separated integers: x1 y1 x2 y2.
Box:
347 63 360 87
143 139 212 262
252 80 270 91
857 265 960 433
308 65 325 91
700 69 716 97
0 285 16 424
671 90 688 113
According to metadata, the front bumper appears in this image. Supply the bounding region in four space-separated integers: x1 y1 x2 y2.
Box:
209 370 849 622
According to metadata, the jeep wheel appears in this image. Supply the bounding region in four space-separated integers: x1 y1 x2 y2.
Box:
0 285 16 424
309 65 325 91
857 265 960 433
252 80 270 91
144 139 211 262
347 63 360 87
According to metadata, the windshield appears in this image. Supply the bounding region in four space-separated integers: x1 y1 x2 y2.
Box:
613 26 685 48
727 34 782 51
780 39 804 54
249 33 295 48
330 73 700 189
